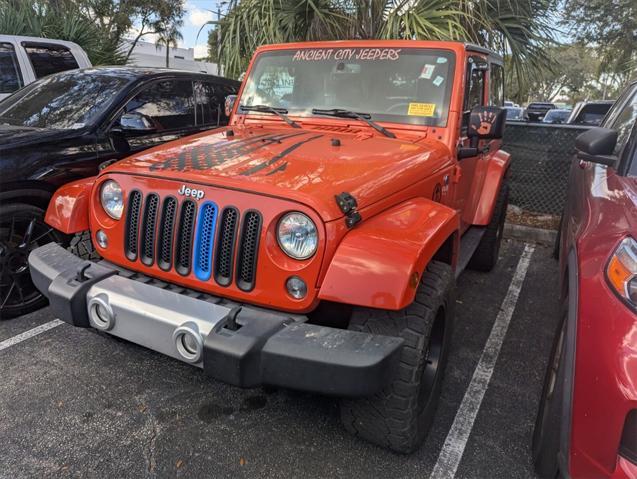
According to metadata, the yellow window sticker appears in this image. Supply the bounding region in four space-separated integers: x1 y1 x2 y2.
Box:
408 102 436 117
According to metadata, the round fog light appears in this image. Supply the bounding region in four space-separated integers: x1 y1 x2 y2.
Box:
286 276 307 299
96 230 108 249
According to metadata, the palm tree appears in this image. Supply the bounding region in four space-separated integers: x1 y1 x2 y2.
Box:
155 19 184 68
211 0 556 95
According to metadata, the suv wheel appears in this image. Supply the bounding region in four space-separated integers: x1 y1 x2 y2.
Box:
0 203 62 319
340 261 454 453
468 180 509 272
532 306 567 478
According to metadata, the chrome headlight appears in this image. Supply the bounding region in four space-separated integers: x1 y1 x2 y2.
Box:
277 212 318 260
100 180 123 220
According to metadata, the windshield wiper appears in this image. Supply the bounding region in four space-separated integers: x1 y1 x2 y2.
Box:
311 108 396 138
239 104 301 128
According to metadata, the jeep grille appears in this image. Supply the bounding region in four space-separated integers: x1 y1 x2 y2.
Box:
123 192 262 290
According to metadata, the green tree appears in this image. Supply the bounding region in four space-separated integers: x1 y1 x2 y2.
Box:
207 0 557 81
563 0 637 85
155 18 184 68
0 0 186 66
120 0 185 62
0 0 126 64
506 43 604 104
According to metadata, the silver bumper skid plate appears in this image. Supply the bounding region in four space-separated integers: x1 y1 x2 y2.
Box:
28 242 403 396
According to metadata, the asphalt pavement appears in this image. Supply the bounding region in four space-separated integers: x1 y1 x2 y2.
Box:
0 238 560 479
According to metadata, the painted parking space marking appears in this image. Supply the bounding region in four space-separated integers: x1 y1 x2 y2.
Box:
430 243 535 479
0 319 64 352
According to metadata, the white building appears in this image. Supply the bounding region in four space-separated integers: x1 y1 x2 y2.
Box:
122 39 219 75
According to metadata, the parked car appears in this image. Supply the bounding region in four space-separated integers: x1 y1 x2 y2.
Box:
533 80 637 478
0 35 91 102
542 108 571 124
526 101 556 121
0 67 240 318
505 106 525 121
568 100 615 126
28 40 511 453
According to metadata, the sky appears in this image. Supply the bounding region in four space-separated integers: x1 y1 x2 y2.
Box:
179 0 223 58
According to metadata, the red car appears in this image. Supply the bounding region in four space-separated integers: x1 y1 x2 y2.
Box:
533 81 637 478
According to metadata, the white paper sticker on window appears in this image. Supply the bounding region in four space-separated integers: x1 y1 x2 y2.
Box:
420 64 435 79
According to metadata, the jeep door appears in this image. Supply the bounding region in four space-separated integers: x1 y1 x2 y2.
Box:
455 55 490 230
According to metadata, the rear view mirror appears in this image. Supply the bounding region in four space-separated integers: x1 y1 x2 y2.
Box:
575 127 618 167
468 106 506 142
225 94 237 117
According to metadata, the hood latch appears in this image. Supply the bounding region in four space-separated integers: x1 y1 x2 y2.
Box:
335 192 361 228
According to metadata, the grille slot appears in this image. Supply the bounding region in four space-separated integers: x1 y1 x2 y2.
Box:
214 207 238 286
175 200 197 276
140 194 159 266
157 197 177 271
193 202 218 281
125 190 142 261
236 210 262 291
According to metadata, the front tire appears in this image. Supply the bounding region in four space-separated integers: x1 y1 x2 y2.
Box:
532 306 567 477
340 261 454 453
468 180 509 272
0 203 63 319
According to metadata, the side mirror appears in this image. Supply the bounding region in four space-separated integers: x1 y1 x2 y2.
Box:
468 106 506 143
575 127 618 166
458 106 506 159
225 94 237 117
119 112 155 132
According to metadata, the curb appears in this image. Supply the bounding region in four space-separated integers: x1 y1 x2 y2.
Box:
504 222 557 246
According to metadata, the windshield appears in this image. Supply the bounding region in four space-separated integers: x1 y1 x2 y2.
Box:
543 110 571 123
239 48 455 127
0 70 131 129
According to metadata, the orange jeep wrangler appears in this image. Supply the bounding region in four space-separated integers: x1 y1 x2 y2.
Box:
29 40 510 453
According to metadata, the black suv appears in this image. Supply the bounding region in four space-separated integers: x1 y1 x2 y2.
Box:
525 101 556 121
0 67 240 318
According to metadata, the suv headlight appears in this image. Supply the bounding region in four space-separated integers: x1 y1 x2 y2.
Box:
277 212 318 260
100 180 123 220
606 236 637 308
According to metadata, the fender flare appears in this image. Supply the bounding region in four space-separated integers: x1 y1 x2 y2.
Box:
45 177 96 234
318 198 460 311
471 149 511 225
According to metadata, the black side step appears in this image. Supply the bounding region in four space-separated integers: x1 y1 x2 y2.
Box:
456 226 486 278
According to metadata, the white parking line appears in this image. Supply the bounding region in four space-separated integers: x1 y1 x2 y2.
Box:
0 319 64 352
430 243 535 479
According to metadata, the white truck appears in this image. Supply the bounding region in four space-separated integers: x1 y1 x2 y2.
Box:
0 35 91 102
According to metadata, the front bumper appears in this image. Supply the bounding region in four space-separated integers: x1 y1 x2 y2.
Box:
29 242 403 396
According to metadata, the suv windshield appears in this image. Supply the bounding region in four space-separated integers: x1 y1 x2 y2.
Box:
239 48 455 127
0 70 131 129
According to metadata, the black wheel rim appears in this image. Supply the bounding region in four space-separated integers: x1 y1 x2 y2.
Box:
0 213 57 314
420 308 446 400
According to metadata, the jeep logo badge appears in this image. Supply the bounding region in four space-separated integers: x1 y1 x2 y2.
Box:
178 185 205 200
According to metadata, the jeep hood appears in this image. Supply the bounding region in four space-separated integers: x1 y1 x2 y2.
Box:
107 126 451 221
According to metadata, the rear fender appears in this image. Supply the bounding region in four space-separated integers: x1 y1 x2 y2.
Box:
45 177 96 234
318 198 460 310
471 149 510 225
